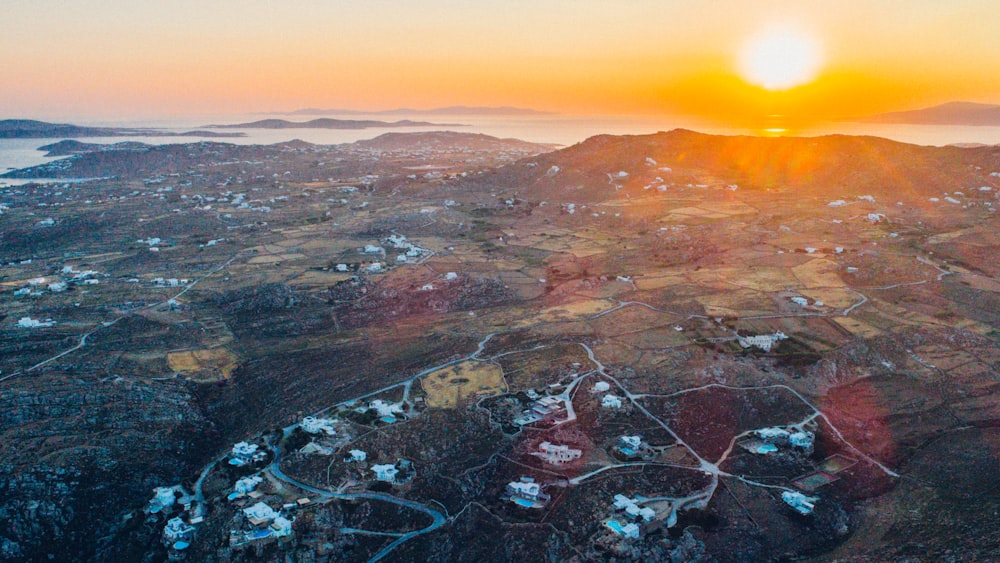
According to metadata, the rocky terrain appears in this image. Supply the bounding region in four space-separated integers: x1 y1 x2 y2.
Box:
2 129 1000 562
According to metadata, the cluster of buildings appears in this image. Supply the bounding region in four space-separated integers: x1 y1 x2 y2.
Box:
152 277 190 288
737 332 788 352
590 381 626 410
11 265 106 299
752 427 815 454
383 234 430 264
16 316 56 328
146 485 204 556
230 501 295 548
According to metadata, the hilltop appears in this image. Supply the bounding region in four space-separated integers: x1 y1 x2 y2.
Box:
0 119 244 139
854 101 1000 126
464 128 999 204
205 118 462 130
280 105 552 117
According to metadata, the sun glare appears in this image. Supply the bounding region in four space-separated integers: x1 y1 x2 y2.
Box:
739 26 823 91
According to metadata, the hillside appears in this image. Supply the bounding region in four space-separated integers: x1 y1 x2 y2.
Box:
206 118 460 129
0 119 244 139
463 129 1000 204
855 101 1000 126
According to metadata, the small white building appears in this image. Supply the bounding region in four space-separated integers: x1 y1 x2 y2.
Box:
444 272 458 281
602 394 623 409
782 491 817 515
270 516 294 537
231 441 262 466
301 416 337 436
591 381 611 393
737 332 788 352
789 430 815 451
149 487 177 514
234 475 263 495
243 502 278 525
17 317 56 328
533 442 582 465
756 428 791 444
507 480 543 500
163 517 194 541
346 449 367 463
617 435 643 452
367 399 403 418
371 464 399 483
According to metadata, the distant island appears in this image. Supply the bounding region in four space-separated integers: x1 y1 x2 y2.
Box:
854 101 1000 126
0 119 245 139
206 118 463 130
274 105 552 117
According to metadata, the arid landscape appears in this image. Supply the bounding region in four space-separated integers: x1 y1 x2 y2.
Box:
3 128 1000 561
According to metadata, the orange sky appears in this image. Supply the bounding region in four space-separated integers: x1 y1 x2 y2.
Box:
2 1 1000 121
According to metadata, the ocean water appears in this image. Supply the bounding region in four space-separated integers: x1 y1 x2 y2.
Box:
3 113 1000 181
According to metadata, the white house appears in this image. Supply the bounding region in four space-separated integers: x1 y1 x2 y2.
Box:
270 516 294 537
507 480 543 500
149 486 177 514
618 435 643 452
301 416 337 436
756 428 791 444
533 442 582 465
591 381 611 393
234 475 263 495
782 491 817 515
789 431 815 451
163 517 194 541
47 282 68 292
602 395 623 409
346 449 367 463
368 400 403 418
243 502 278 525
371 464 400 483
737 332 788 352
17 317 56 328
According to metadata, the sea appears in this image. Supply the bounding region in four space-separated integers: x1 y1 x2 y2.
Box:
4 113 1000 184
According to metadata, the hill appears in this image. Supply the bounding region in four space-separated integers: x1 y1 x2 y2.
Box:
464 128 999 204
854 101 1000 126
0 119 244 139
282 105 552 116
206 118 462 129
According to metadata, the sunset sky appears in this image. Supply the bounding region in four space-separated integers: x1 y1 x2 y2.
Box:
3 1 1000 121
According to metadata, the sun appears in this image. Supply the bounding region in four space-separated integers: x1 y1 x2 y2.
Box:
739 26 823 91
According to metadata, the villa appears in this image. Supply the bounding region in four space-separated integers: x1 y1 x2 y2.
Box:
533 441 582 465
